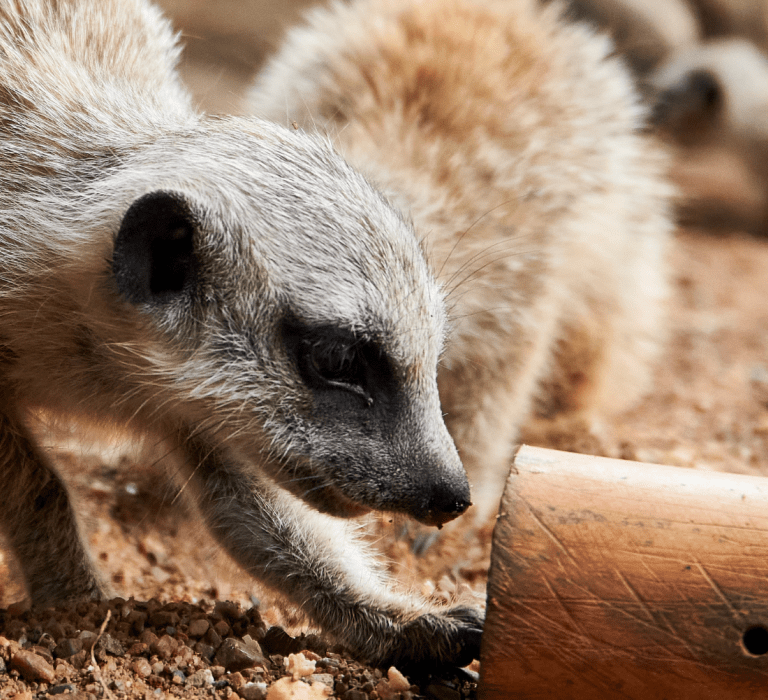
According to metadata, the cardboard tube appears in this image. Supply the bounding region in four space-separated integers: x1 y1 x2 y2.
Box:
479 445 768 699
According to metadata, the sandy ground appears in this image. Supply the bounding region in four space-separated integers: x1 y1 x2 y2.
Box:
4 1 768 699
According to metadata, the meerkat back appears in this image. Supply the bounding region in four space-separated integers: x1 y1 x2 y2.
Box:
247 0 674 513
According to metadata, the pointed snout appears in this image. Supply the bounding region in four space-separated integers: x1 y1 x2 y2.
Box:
414 473 473 527
404 401 472 527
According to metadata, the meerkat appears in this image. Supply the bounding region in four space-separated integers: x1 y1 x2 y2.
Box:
247 0 674 514
652 38 768 232
0 0 483 669
653 38 768 147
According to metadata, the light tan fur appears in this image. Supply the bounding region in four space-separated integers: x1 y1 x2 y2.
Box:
248 0 674 514
0 0 484 668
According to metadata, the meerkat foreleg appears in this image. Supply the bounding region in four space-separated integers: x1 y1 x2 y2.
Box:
0 395 106 606
187 439 482 669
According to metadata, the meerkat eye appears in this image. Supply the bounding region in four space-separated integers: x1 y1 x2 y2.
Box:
282 318 394 406
301 338 372 403
306 340 358 384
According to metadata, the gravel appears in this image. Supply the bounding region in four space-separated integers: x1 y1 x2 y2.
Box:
0 597 477 699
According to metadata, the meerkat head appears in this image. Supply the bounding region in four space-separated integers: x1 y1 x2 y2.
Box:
652 38 768 146
108 117 470 528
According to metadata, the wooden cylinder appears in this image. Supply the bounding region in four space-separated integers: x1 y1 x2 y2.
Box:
479 445 768 699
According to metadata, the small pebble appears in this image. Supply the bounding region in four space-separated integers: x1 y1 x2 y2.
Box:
194 640 216 661
53 638 82 659
214 638 266 673
149 610 180 628
214 620 231 637
188 619 210 638
238 681 268 700
187 668 215 687
150 634 176 660
262 627 300 656
99 633 125 657
47 684 76 695
11 649 56 683
214 601 244 622
131 658 152 678
308 674 334 687
210 664 226 680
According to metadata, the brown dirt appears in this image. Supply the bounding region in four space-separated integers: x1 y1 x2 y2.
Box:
4 1 768 699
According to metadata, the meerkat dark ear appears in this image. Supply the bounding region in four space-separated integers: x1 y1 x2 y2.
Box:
112 190 199 305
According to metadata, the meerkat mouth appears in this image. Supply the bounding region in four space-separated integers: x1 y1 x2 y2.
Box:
266 465 372 519
296 480 372 519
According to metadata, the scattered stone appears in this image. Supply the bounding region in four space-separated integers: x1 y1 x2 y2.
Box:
46 684 76 695
308 674 334 687
31 645 55 665
262 627 301 656
11 649 56 683
150 634 176 659
69 650 88 670
239 681 269 700
139 630 158 647
188 668 215 687
228 671 246 689
131 658 152 678
147 674 164 688
0 597 477 698
203 626 221 650
126 641 149 657
98 633 125 657
214 637 267 673
187 618 210 638
194 640 215 661
54 638 82 659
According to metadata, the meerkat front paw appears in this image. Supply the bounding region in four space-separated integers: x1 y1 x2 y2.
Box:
376 605 484 671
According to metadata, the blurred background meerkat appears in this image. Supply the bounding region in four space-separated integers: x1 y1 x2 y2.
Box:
549 0 768 235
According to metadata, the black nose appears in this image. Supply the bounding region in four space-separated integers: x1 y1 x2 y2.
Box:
415 477 472 527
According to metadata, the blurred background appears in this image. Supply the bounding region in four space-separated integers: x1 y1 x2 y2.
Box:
159 0 768 237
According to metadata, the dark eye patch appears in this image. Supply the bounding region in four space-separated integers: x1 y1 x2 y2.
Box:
281 317 394 406
304 336 365 387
